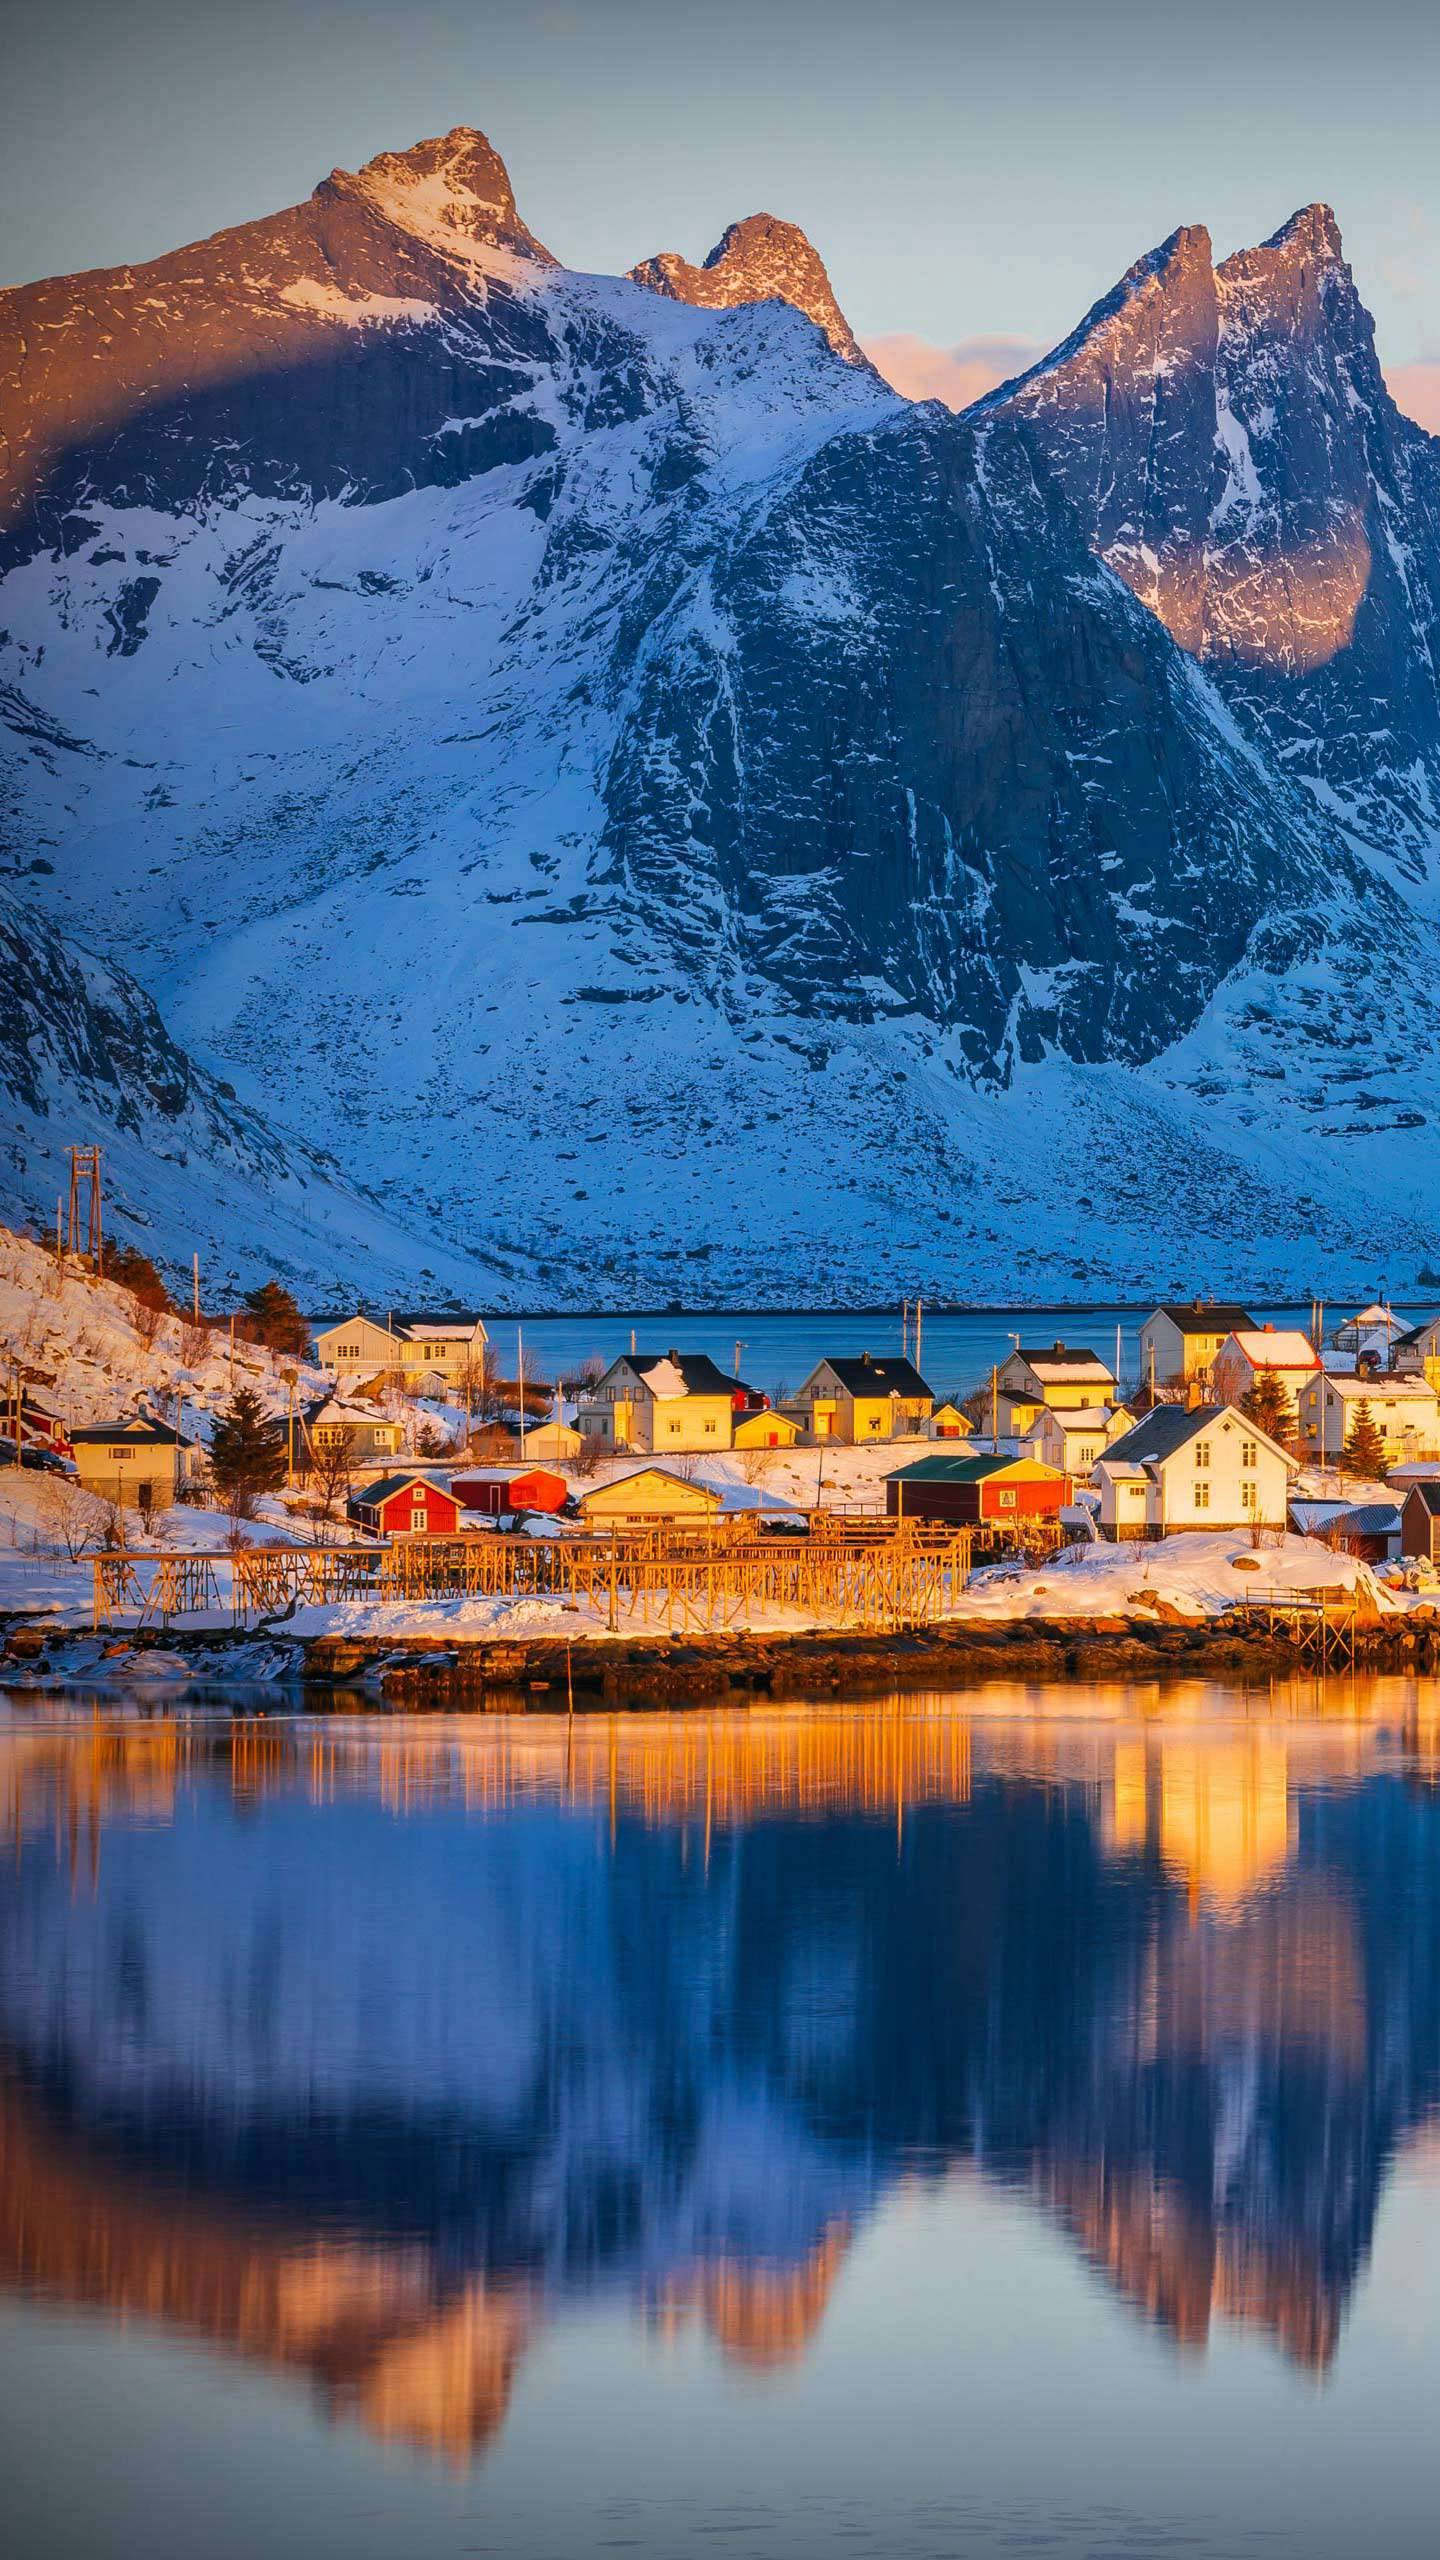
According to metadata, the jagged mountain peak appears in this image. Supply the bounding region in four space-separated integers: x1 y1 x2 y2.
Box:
323 123 555 264
1241 200 1345 269
629 211 861 362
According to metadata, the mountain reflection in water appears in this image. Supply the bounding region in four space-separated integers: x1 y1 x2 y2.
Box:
2 1692 1440 2471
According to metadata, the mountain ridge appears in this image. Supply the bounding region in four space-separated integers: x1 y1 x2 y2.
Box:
2 129 1438 1298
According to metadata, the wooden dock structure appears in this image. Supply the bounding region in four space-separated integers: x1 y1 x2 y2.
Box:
91 1519 973 1640
1228 1590 1361 1668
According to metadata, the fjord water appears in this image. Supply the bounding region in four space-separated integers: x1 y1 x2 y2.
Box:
3 1692 1440 2560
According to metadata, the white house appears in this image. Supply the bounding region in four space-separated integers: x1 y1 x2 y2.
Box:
1019 1403 1133 1482
1296 1370 1440 1466
1211 1328 1319 1412
1393 1317 1440 1386
1332 1302 1405 1359
1093 1404 1294 1540
314 1310 489 1389
1138 1302 1252 1389
993 1344 1117 1434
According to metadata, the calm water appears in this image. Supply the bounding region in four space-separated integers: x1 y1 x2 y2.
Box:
4 1685 1440 2560
500 1302 1350 1399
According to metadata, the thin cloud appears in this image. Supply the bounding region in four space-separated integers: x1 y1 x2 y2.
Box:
863 332 1043 410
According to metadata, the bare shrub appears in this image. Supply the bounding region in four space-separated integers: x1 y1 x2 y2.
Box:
134 1297 168 1351
572 1435 605 1478
179 1319 210 1368
37 1480 110 1560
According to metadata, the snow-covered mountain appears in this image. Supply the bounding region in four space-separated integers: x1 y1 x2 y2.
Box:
3 127 1438 1300
981 207 1440 882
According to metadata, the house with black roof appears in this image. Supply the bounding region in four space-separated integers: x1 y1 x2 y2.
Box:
574 1352 767 1453
1093 1403 1293 1541
791 1353 934 1444
1138 1302 1253 1389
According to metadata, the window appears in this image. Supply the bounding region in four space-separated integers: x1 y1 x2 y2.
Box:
1194 1482 1210 1509
998 1489 1017 1508
108 1446 130 1459
704 1420 717 1435
1241 1438 1257 1465
665 1420 681 1437
1194 1441 1211 1468
411 1507 427 1531
1241 1480 1256 1510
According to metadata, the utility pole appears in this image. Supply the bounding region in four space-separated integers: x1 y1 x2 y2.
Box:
192 1254 201 1325
229 1312 236 1386
66 1145 103 1264
517 1326 527 1461
991 1364 999 1453
914 1298 923 1378
733 1339 745 1378
901 1299 910 1361
55 1198 64 1273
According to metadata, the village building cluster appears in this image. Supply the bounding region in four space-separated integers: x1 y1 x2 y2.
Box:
21 1283 1440 1572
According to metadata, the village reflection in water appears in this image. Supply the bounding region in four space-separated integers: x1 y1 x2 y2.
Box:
2 1685 1440 2468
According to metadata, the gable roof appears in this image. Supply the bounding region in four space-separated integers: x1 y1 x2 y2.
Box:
389 1312 488 1339
350 1472 459 1508
1102 1401 1295 1472
70 1418 190 1447
1222 1328 1319 1368
886 1452 1048 1484
1404 1482 1440 1517
615 1351 742 1399
1322 1370 1440 1400
1024 1404 1121 1435
816 1355 932 1399
1335 1503 1402 1537
1153 1302 1252 1335
1101 1405 1222 1466
1014 1342 1113 1374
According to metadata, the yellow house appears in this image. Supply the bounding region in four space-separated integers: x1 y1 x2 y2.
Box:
314 1310 488 1389
70 1419 198 1511
927 1402 974 1442
993 1344 1117 1434
733 1407 803 1450
303 1398 405 1463
578 1467 723 1526
574 1353 743 1453
1137 1302 1253 1389
792 1355 933 1444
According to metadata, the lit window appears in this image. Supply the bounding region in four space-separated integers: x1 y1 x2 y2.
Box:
1241 1439 1257 1464
1195 1482 1210 1508
1241 1480 1256 1510
1195 1442 1211 1467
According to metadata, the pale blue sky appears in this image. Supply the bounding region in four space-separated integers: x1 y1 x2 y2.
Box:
6 0 1438 399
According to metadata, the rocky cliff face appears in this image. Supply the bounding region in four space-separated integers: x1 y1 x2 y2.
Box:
1 130 1438 1296
629 213 862 362
983 207 1440 879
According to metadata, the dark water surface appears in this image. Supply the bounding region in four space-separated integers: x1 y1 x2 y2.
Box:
3 1685 1440 2560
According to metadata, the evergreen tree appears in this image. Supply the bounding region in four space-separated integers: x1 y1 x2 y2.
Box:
1342 1400 1387 1480
104 1242 172 1312
208 1388 287 1512
242 1280 310 1357
1240 1368 1297 1448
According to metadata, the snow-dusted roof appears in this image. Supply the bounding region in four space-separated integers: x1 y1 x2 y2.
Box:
1025 1405 1118 1434
1323 1371 1440 1400
1224 1329 1318 1368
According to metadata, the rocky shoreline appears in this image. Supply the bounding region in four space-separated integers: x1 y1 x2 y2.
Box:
7 1604 1440 1709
